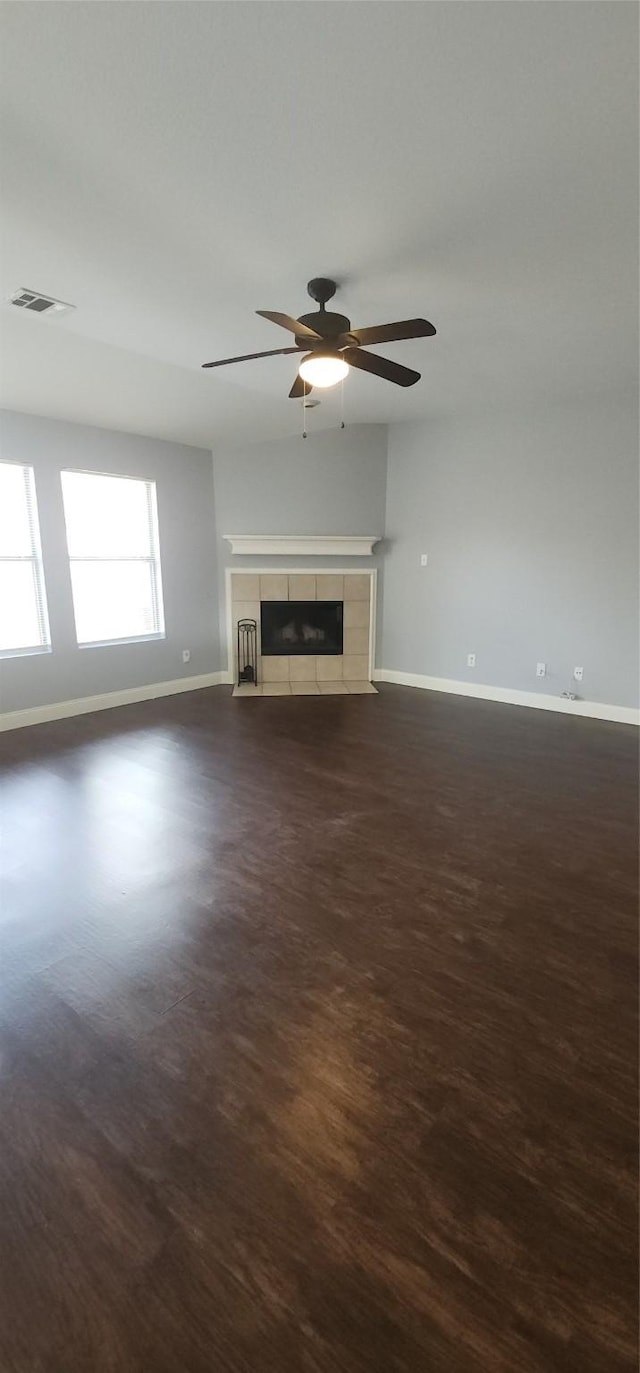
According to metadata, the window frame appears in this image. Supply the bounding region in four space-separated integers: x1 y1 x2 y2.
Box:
0 460 51 660
60 468 165 649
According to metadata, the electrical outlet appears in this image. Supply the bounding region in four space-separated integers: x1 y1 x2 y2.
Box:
467 653 476 668
536 662 546 678
420 553 428 567
182 649 191 664
573 665 583 682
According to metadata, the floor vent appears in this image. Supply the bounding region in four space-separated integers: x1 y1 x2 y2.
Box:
9 289 74 317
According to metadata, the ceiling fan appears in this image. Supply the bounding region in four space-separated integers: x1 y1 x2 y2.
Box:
202 278 436 398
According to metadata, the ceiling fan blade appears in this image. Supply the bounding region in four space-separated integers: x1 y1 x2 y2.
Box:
351 318 436 347
202 346 301 369
289 374 313 399
345 348 420 387
256 310 321 339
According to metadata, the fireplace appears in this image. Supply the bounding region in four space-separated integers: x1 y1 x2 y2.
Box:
261 600 343 657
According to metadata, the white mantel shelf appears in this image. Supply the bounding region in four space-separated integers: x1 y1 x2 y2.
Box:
224 534 381 557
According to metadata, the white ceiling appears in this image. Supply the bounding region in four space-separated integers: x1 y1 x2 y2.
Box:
0 2 637 449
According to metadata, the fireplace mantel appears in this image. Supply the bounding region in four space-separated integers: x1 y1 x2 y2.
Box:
223 534 380 557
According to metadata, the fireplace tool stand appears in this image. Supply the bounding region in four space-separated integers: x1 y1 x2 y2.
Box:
237 619 258 686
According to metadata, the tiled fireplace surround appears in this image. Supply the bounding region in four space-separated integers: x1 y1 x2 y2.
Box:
229 571 377 696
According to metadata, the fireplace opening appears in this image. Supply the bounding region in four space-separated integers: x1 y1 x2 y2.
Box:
261 600 343 656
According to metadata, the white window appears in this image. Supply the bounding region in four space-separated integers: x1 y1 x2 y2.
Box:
0 461 51 657
60 471 165 647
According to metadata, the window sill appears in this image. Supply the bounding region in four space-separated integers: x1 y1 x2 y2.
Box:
78 633 166 650
0 644 52 661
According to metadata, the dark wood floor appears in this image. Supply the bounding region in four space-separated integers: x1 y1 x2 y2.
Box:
0 685 637 1372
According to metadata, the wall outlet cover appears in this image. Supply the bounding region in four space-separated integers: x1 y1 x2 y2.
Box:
573 665 584 681
182 649 191 664
420 553 428 567
536 662 546 678
467 653 476 668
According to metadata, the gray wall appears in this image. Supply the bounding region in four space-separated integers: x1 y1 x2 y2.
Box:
212 423 388 669
0 410 220 713
4 398 637 716
381 397 639 708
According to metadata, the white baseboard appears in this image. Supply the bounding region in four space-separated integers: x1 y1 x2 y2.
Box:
3 667 636 732
373 669 640 726
0 670 232 733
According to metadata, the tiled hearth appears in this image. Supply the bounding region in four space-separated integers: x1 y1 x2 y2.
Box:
230 571 377 697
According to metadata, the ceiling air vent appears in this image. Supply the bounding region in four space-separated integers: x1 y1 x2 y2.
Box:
9 289 74 317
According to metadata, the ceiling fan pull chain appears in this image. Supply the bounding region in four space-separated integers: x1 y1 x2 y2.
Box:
302 379 308 439
340 374 345 430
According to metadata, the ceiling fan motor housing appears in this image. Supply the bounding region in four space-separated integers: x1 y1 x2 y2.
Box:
296 310 352 344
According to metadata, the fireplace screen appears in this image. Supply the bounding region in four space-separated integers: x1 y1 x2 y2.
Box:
261 600 343 656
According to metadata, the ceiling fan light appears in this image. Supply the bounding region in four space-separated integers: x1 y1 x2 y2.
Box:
298 352 349 389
